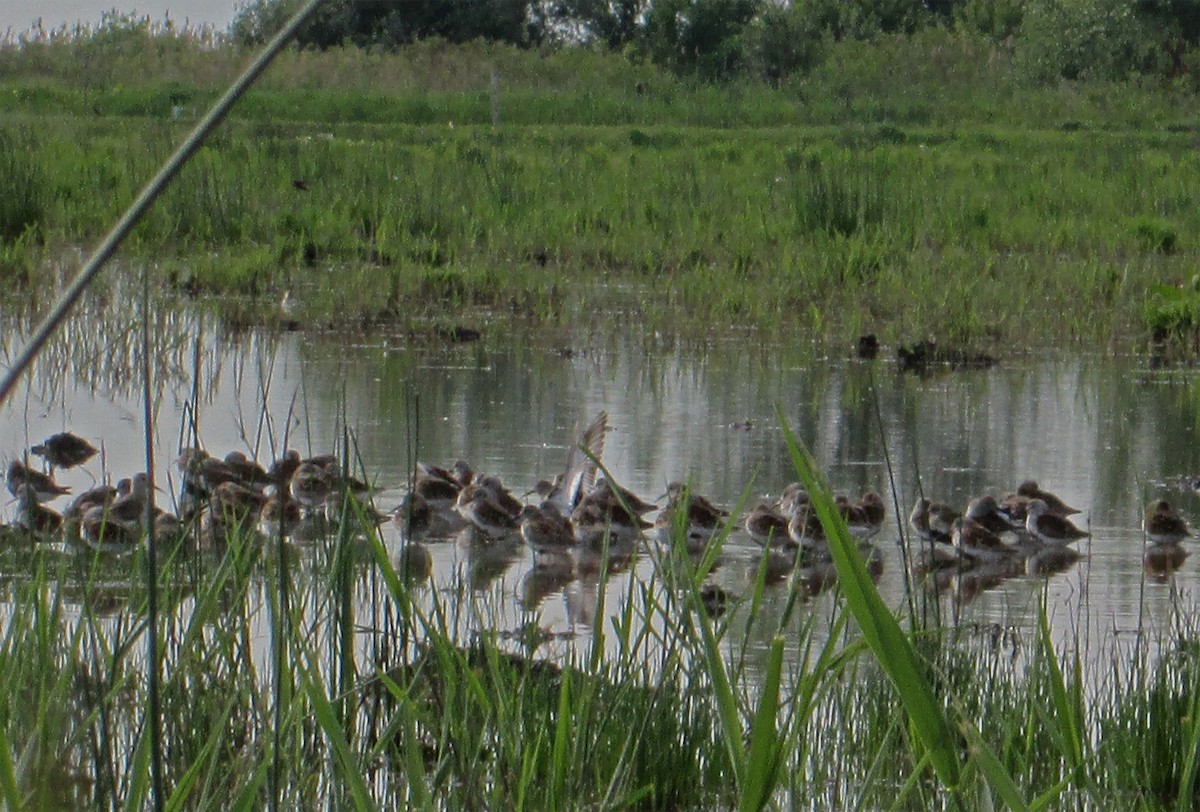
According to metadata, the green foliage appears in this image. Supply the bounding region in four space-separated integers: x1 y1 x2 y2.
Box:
232 0 547 50
550 0 649 49
785 151 888 238
743 4 825 82
642 0 761 79
797 0 935 41
781 423 964 791
1017 0 1164 82
953 0 1026 41
228 0 296 46
1143 278 1200 342
0 128 44 245
1133 215 1180 254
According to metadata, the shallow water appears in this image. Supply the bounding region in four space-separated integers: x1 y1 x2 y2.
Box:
3 290 1199 674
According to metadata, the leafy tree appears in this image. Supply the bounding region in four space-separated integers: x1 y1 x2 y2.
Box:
794 0 936 42
953 0 1026 41
744 4 825 83
1018 0 1163 81
230 0 546 49
642 0 760 79
1134 0 1200 76
549 0 650 49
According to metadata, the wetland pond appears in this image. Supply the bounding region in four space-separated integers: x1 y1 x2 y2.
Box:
3 284 1199 679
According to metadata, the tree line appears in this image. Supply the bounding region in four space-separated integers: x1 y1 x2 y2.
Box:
230 0 1200 85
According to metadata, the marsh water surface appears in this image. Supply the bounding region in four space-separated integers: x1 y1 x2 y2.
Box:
3 288 1199 673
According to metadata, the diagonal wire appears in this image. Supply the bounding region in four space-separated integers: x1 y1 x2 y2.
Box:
0 0 327 409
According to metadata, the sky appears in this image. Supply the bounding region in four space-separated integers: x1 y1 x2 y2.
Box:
0 1 241 33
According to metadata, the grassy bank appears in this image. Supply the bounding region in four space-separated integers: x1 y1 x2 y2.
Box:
3 33 1200 348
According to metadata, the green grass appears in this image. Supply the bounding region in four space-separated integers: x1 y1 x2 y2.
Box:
0 33 1199 347
0 114 1195 347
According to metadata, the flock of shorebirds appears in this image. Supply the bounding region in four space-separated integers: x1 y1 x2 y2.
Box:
3 413 1194 589
4 430 380 551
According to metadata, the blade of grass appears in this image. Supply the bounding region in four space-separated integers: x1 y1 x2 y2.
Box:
297 660 376 811
0 726 21 811
229 757 273 812
1036 598 1082 770
959 717 1031 812
693 586 747 793
550 669 572 809
743 635 786 812
778 411 962 789
122 721 152 812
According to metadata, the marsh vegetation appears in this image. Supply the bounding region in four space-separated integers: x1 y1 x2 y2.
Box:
3 5 1200 808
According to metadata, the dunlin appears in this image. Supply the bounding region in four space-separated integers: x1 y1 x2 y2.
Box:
777 482 809 515
539 410 609 513
31 432 97 470
1143 499 1190 546
6 460 70 503
909 497 957 542
518 502 577 552
291 462 332 513
744 501 792 549
655 481 727 542
1016 480 1080 518
965 495 1019 535
1024 499 1089 546
952 516 1018 562
13 485 63 534
455 485 520 537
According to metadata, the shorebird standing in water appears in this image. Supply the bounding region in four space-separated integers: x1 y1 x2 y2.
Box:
1024 499 1089 546
535 410 609 515
744 501 792 549
6 460 70 503
13 484 63 534
1015 480 1080 518
455 483 520 538
909 497 958 542
518 502 576 552
952 516 1018 563
31 432 97 470
291 462 333 515
655 481 728 550
1143 499 1190 546
966 495 1020 535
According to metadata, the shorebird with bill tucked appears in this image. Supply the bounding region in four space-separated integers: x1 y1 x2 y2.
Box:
1024 498 1089 546
909 497 958 542
655 481 728 551
744 501 792 549
518 502 577 553
455 483 520 538
965 495 1020 535
1143 499 1190 546
13 485 63 534
952 516 1019 563
1015 480 1080 518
